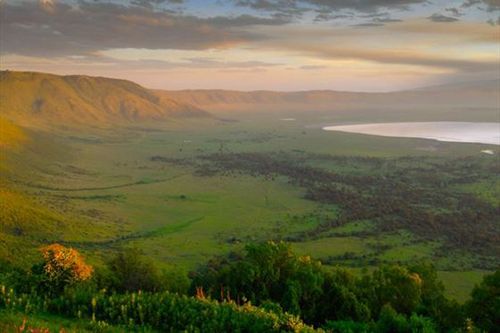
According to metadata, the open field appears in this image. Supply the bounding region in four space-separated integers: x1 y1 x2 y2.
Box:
2 111 497 302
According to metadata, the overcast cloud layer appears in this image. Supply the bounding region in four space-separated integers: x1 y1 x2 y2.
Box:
0 0 499 91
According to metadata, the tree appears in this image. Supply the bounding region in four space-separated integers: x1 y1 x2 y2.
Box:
36 243 93 294
317 269 370 323
360 265 422 317
466 270 500 333
409 262 463 331
106 248 163 292
375 305 436 333
190 241 325 323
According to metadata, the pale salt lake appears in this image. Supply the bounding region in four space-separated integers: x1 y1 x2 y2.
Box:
323 122 500 146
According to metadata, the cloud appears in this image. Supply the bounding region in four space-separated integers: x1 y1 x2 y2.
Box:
487 16 500 24
353 22 385 27
353 16 403 26
233 0 308 19
374 17 403 23
302 0 426 12
462 0 500 12
233 0 499 23
299 65 327 70
0 1 288 57
427 13 460 22
313 13 353 22
233 0 426 19
175 57 281 68
296 45 498 73
250 20 499 74
235 0 426 12
385 19 498 42
445 7 463 16
131 0 184 7
1 0 498 91
1 52 281 71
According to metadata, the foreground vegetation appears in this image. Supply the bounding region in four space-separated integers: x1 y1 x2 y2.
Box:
0 242 498 332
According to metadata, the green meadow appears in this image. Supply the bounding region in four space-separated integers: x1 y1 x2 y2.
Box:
4 111 497 303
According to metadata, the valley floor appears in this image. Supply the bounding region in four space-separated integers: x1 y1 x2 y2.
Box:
2 112 498 302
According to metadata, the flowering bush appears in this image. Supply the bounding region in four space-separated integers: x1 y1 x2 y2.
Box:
39 244 93 293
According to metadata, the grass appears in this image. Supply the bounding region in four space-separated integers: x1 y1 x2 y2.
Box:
1 113 497 299
0 310 156 332
437 271 490 303
454 180 500 206
292 236 367 258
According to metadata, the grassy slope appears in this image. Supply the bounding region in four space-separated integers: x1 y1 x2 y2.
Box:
0 119 125 265
0 117 27 150
0 71 207 128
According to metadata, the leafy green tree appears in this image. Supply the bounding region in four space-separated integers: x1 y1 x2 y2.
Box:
375 305 436 333
409 262 463 331
376 305 411 332
316 269 370 323
360 265 422 317
323 320 371 333
191 241 325 323
466 270 500 333
106 248 163 292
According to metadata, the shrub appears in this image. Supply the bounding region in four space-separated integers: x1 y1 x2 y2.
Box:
190 241 326 323
323 320 371 333
106 248 164 292
0 285 316 332
35 244 93 295
374 305 437 332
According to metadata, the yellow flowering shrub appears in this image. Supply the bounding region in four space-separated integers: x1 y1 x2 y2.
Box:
40 243 93 284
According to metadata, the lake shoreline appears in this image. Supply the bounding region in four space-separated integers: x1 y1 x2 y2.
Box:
323 122 500 146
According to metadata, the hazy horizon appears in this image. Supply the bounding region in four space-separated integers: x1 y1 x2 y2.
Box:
4 68 500 93
1 0 499 92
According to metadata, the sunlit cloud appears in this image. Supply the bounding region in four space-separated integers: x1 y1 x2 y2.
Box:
1 0 498 91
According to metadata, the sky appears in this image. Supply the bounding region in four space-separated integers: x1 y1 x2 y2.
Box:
0 0 499 91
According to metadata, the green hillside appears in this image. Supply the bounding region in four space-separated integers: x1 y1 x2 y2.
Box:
0 71 208 127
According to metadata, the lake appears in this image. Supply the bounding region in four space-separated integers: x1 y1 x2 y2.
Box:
323 122 500 145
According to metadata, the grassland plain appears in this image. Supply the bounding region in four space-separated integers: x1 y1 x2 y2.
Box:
2 111 497 302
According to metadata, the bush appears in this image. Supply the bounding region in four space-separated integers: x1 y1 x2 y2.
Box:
28 244 93 295
190 241 326 323
106 248 164 293
323 320 371 333
375 305 436 333
0 285 316 332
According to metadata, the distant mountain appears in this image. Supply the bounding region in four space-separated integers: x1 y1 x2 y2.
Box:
2 71 497 125
158 79 500 114
0 71 209 127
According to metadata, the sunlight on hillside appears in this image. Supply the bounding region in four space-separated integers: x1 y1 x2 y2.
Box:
0 117 26 149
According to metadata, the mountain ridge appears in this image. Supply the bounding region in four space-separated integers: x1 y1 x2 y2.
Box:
0 71 209 127
2 70 498 122
157 79 500 113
